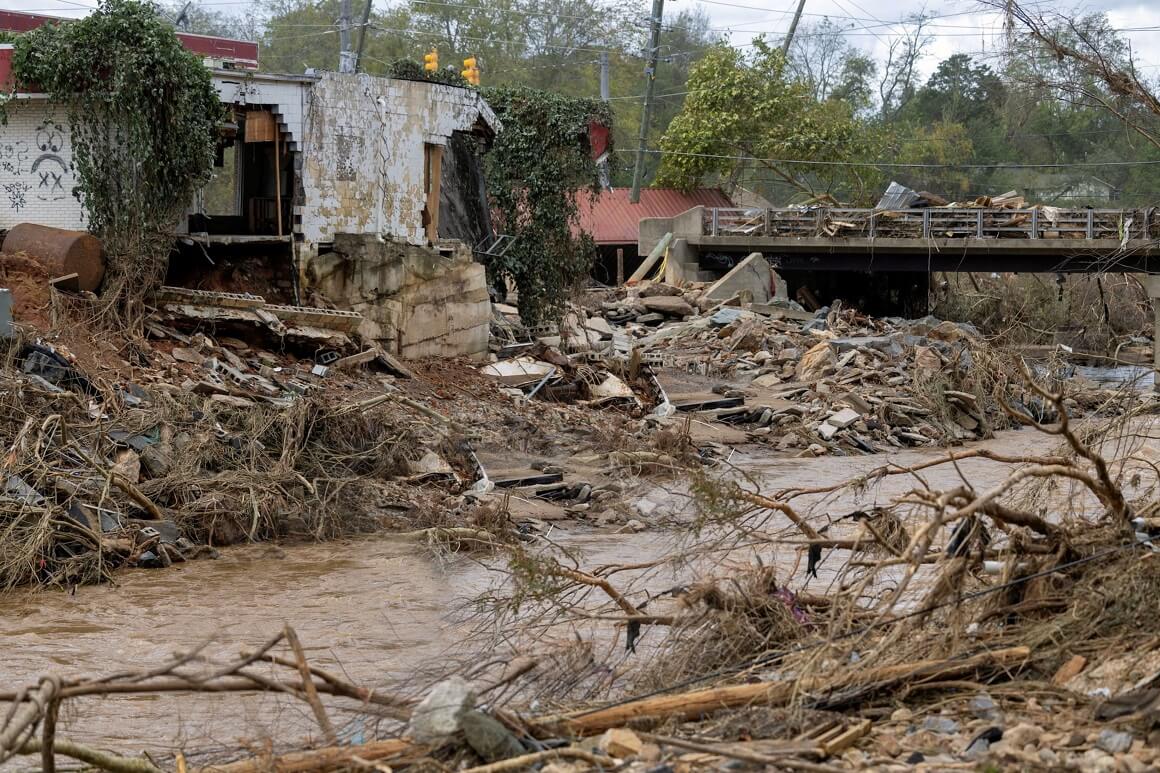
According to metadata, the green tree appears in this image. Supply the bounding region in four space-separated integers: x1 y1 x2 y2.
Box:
655 39 887 204
482 88 607 324
907 54 1005 127
13 0 222 326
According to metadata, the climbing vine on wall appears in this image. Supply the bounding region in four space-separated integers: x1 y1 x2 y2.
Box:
482 87 609 325
387 59 470 88
12 0 221 325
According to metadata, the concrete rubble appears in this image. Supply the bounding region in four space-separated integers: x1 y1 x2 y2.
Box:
480 275 1135 460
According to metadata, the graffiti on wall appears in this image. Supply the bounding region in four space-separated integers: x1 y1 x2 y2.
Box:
0 116 74 215
32 121 69 202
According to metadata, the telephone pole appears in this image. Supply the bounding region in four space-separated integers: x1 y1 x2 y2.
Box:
354 0 373 73
599 50 610 101
629 0 663 204
598 49 611 189
781 0 806 56
338 0 356 74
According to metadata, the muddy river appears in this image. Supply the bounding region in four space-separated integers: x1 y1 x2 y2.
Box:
0 424 1150 762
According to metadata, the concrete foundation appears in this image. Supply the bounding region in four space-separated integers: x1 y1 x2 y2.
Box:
306 234 490 360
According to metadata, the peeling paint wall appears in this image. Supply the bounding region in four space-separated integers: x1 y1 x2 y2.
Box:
298 72 497 248
309 234 490 359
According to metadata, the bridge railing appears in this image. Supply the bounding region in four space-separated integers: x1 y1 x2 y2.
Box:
703 207 1155 241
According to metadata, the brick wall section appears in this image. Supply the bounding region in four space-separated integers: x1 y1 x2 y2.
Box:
0 100 86 231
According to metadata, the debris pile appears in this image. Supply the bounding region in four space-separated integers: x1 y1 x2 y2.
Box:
482 278 1129 457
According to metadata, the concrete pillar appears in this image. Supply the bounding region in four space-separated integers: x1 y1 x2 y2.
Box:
1144 275 1160 391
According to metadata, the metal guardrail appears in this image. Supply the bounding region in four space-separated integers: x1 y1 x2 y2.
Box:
703 207 1154 241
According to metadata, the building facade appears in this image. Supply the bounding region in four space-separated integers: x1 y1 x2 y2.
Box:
0 19 498 359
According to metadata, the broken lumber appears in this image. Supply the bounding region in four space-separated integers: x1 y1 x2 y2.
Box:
199 739 417 773
537 646 1030 735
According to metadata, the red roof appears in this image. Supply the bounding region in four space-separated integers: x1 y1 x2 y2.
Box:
577 187 733 245
0 10 258 70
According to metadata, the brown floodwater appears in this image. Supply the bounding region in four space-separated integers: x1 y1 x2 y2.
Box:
1 423 1153 762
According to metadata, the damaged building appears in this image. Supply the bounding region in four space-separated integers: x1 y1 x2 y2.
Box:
0 11 497 359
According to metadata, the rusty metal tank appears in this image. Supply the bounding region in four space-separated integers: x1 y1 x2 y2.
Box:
1 223 106 292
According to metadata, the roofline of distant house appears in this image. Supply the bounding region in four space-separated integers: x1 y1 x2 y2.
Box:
0 9 259 69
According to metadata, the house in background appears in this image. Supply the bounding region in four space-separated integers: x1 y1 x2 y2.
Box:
575 187 734 284
1023 173 1121 205
0 10 498 359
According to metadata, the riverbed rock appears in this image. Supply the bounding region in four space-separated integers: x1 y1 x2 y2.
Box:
1096 729 1134 754
460 709 526 762
407 675 476 743
599 728 643 758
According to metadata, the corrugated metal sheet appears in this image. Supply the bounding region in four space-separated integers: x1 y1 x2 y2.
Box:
576 187 734 245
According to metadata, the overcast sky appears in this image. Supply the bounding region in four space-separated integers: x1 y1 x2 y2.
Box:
687 0 1160 78
7 0 1160 79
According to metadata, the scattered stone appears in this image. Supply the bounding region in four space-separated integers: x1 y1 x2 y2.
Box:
599 728 643 758
890 707 913 722
922 716 960 734
1002 723 1043 749
640 295 695 317
827 407 861 428
460 710 526 762
796 341 836 381
616 519 646 533
970 692 998 718
406 676 475 743
1096 729 1134 754
639 282 682 298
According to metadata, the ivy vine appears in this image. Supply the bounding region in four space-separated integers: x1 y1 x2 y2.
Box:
482 87 609 325
12 0 222 325
386 58 470 88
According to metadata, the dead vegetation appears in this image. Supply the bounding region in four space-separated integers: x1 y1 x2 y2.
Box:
931 271 1153 354
1 351 1159 772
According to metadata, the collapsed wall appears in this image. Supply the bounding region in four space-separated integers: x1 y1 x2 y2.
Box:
308 234 490 360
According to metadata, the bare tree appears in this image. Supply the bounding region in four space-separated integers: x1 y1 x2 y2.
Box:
787 18 856 102
988 0 1160 154
877 12 932 119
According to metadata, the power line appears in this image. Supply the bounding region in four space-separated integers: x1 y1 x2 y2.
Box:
617 148 1160 169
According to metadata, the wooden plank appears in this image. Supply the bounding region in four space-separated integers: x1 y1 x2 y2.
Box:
537 646 1031 735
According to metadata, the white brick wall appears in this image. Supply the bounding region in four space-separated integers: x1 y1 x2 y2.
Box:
0 100 86 231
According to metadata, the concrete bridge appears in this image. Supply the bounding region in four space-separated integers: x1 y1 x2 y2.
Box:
638 205 1160 381
639 206 1160 278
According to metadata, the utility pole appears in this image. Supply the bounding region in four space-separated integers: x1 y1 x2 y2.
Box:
781 0 806 56
354 0 373 73
338 0 356 74
599 50 610 101
598 50 611 189
629 0 663 204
